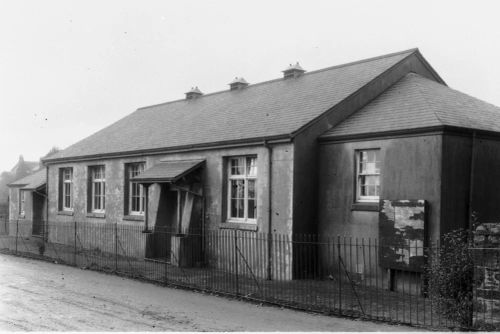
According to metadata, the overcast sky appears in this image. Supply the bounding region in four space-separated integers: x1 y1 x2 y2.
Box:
1 0 499 172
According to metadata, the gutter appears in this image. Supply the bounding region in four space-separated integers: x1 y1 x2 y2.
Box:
43 135 292 165
320 125 500 144
45 166 49 241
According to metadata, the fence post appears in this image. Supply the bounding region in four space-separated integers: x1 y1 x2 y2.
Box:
337 235 342 314
73 220 77 265
15 219 19 254
234 229 239 296
114 221 118 272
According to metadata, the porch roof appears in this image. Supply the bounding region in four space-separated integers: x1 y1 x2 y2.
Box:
132 159 204 184
8 168 46 190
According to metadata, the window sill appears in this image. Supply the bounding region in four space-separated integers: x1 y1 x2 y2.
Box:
86 212 105 219
351 202 379 212
219 222 258 231
123 215 144 222
58 210 74 216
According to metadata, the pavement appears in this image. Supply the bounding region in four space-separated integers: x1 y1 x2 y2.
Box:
0 254 420 331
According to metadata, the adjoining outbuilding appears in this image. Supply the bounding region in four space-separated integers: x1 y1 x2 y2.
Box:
7 168 47 237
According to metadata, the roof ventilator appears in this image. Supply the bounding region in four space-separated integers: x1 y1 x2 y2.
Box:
282 62 306 79
229 77 249 91
185 87 203 100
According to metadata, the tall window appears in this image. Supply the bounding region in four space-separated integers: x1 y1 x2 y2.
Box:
60 168 73 210
356 149 380 202
127 162 145 215
90 166 105 213
227 156 257 223
19 190 25 217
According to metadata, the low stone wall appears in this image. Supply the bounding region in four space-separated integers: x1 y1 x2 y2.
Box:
473 223 500 327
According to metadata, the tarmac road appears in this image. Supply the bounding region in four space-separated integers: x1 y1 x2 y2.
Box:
0 254 418 331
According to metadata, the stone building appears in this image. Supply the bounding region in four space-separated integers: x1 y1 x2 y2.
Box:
9 48 500 282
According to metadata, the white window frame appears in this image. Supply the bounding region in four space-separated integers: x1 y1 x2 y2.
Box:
90 166 105 213
19 189 25 217
128 162 145 215
62 168 73 211
227 156 257 224
356 149 381 202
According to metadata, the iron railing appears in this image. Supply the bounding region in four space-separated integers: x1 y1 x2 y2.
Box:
0 218 498 331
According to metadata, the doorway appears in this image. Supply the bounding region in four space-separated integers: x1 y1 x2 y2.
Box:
32 191 46 237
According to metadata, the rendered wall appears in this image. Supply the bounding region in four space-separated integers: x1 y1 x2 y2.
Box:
317 135 442 241
292 52 444 237
8 187 33 237
46 142 294 278
317 134 442 289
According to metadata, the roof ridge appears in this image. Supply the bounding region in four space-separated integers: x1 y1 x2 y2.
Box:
138 48 419 111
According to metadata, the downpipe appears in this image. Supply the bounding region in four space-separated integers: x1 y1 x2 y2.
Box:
264 140 273 280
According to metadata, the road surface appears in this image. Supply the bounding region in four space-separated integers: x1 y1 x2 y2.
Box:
0 254 417 331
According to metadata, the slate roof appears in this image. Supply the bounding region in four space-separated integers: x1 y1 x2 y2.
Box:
132 159 204 183
8 168 46 190
46 49 417 162
322 73 500 139
10 160 39 174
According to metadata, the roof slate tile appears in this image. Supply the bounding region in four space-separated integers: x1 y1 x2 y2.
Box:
322 73 500 138
47 50 415 161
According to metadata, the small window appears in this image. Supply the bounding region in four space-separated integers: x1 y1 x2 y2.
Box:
356 149 380 202
89 166 105 213
126 162 145 215
227 156 257 223
19 190 25 217
59 168 73 211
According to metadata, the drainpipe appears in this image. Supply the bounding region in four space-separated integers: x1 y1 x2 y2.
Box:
264 140 273 280
143 184 151 232
467 131 477 231
45 166 49 241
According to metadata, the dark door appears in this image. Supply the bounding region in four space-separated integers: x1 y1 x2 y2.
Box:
32 192 45 236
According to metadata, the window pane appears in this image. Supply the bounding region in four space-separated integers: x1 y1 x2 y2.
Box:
231 199 244 218
359 161 366 174
248 179 256 199
359 175 380 197
102 183 105 209
248 200 256 219
246 157 257 176
364 175 378 185
365 162 377 174
360 185 367 196
366 150 375 162
231 180 245 199
360 151 367 162
230 158 244 175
